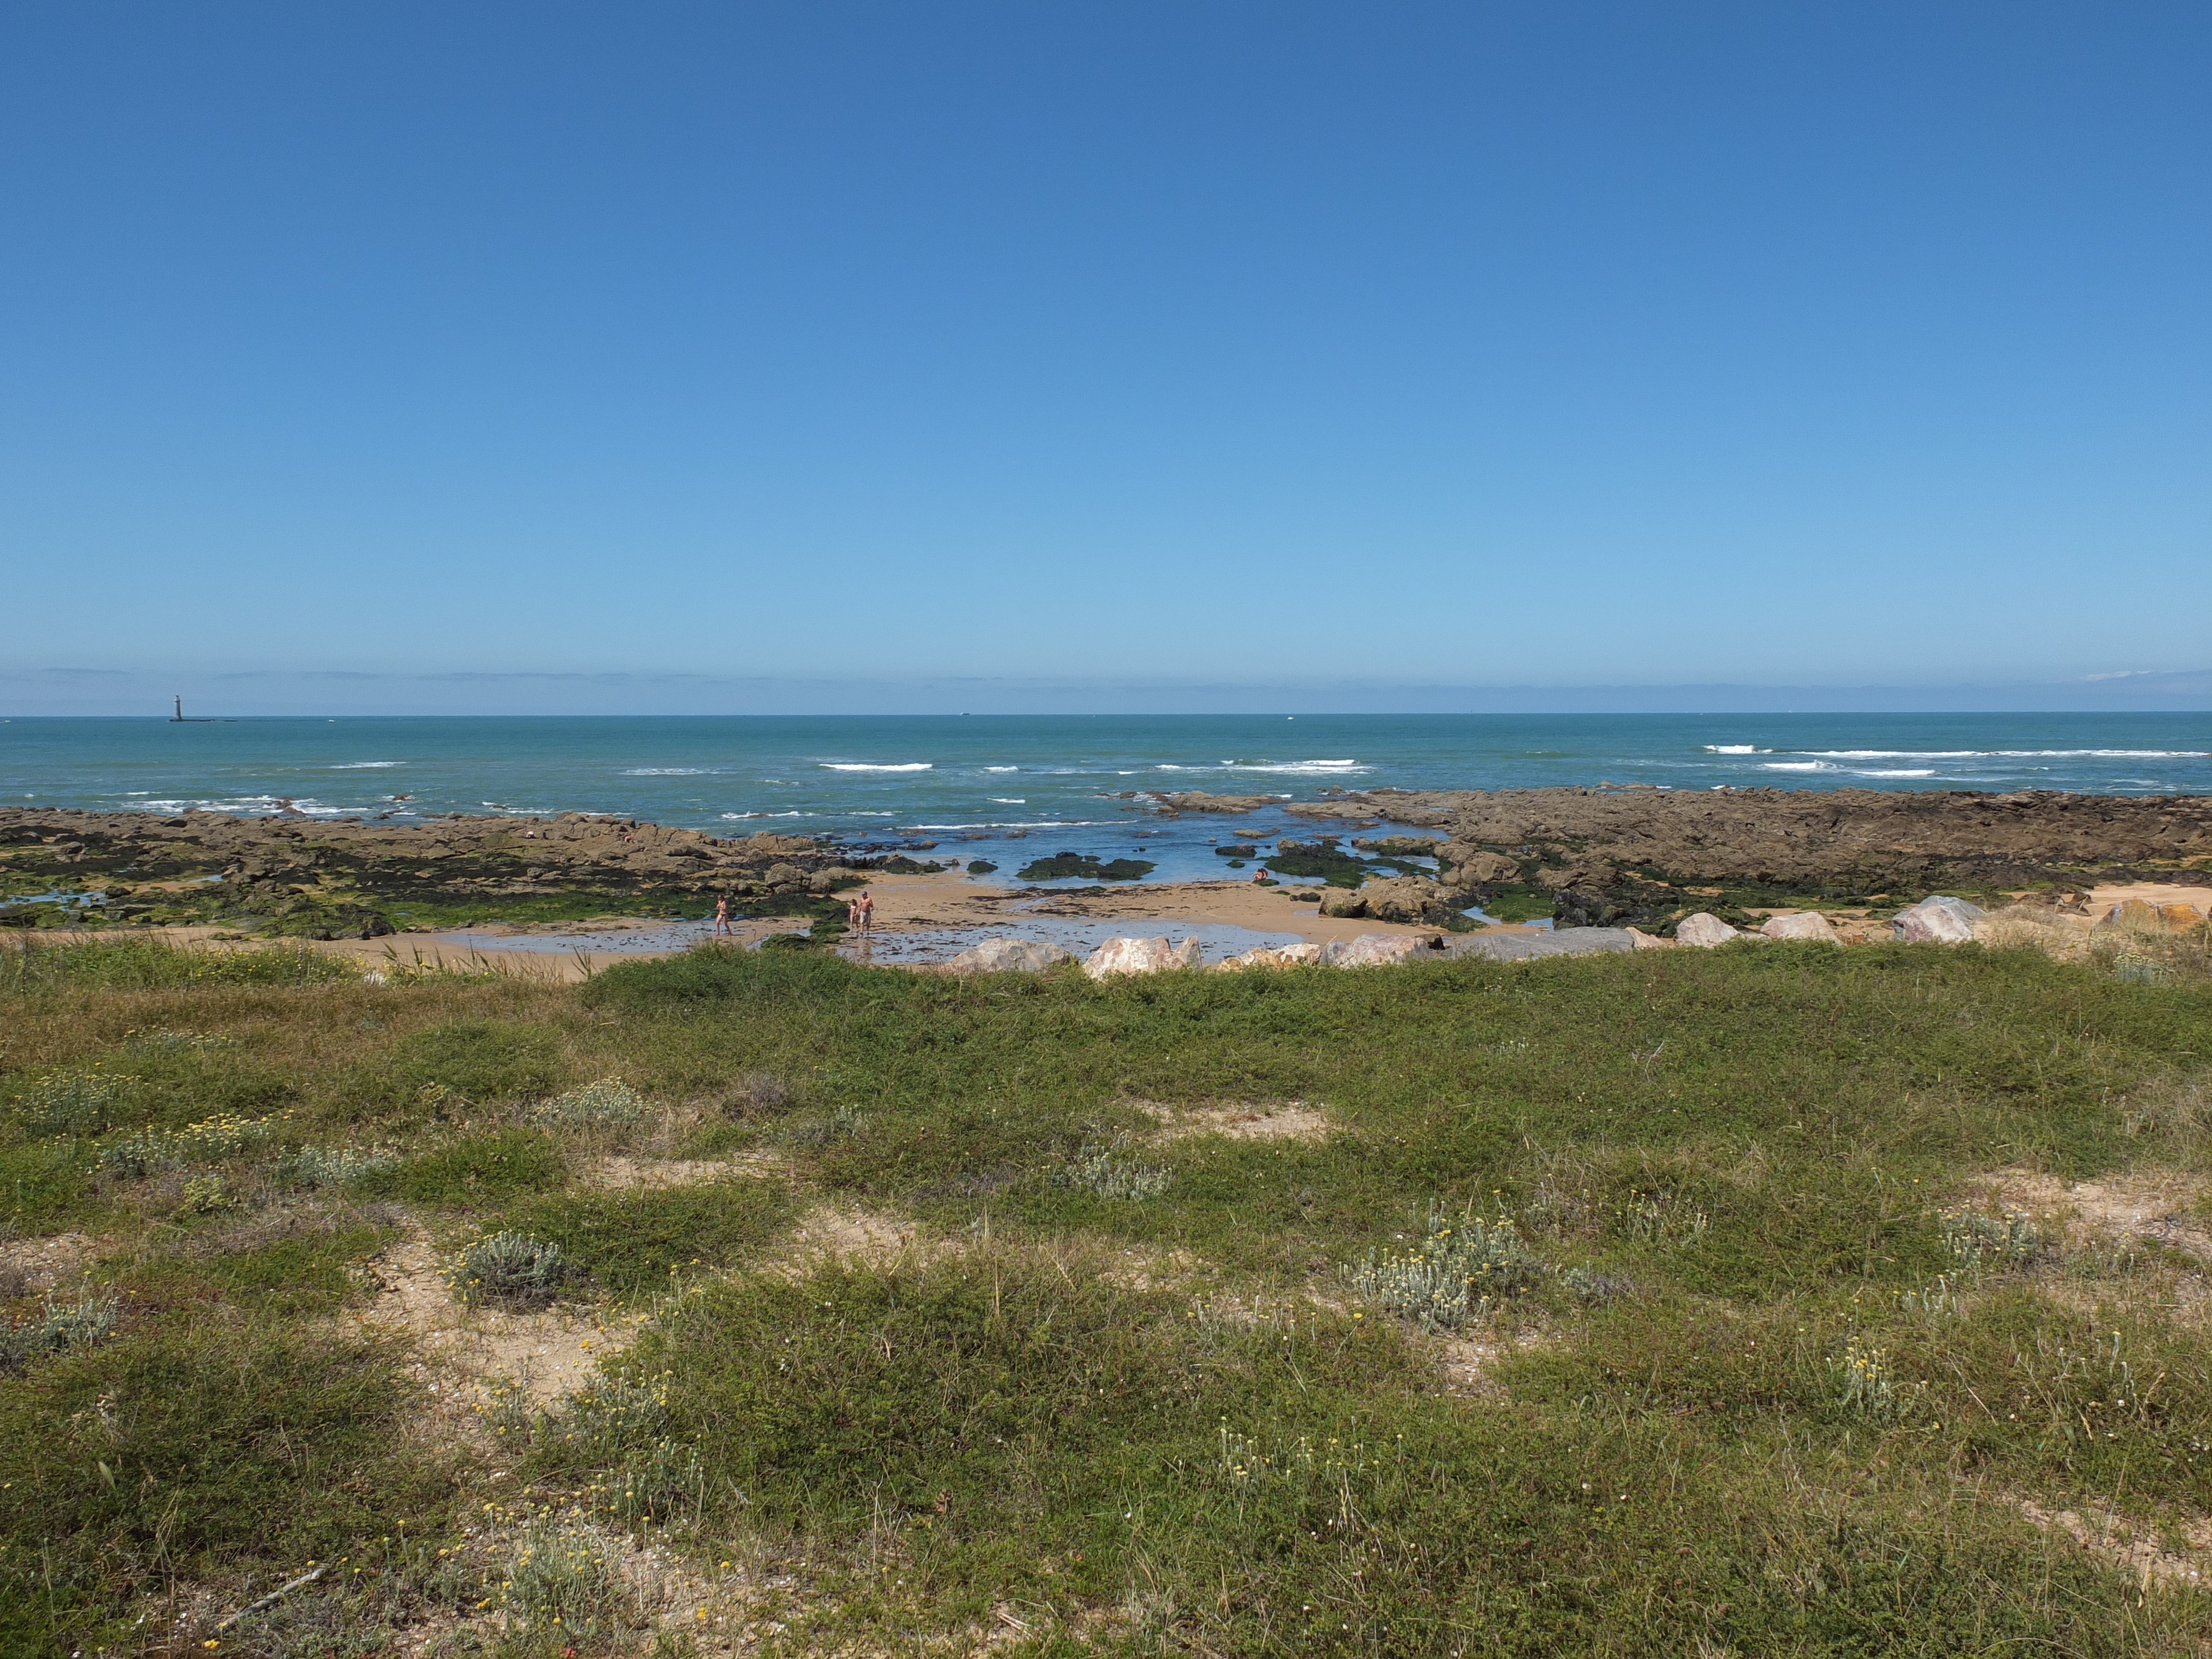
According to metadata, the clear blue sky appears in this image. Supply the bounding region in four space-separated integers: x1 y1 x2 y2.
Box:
4 2 2207 713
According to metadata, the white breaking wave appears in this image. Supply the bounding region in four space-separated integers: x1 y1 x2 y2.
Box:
1855 768 1936 778
989 797 1027 804
721 811 812 819
331 761 404 769
622 767 713 776
1761 761 1834 771
1807 749 2208 760
1223 759 1364 774
821 762 933 772
984 765 1020 773
1703 745 1767 754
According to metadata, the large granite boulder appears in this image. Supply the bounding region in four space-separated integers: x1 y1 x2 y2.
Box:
945 938 1077 974
1444 927 1635 962
1892 895 1985 943
1216 941 1324 970
1320 933 1426 967
1084 936 1202 978
1675 913 1741 948
2099 898 2207 931
1760 911 1839 942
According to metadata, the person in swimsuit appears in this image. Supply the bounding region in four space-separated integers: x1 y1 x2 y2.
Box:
713 895 732 938
857 890 875 935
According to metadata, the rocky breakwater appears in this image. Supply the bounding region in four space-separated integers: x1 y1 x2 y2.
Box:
0 808 861 938
1257 785 2212 935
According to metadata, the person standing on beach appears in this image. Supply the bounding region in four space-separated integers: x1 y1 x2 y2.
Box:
713 895 732 938
857 890 875 936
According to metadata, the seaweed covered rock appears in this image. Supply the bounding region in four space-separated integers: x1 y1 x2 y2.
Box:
1150 791 1278 814
1553 886 1635 930
1267 839 1371 885
1318 875 1468 925
1435 842 1525 886
1351 836 1443 858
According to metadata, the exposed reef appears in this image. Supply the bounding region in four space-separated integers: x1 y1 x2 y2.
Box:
1280 785 2212 931
0 810 860 938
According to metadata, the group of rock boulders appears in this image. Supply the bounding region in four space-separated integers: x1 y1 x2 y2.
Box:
1661 895 1978 947
937 889 2060 977
941 931 1455 977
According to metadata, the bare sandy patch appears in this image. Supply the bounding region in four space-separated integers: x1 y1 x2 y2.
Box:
585 1151 785 1190
858 868 1457 947
1136 1099 1334 1144
2017 1498 2212 1589
763 1203 939 1277
1978 1167 2212 1262
1434 1327 1550 1399
0 1229 95 1295
354 1229 639 1407
1100 1243 1208 1293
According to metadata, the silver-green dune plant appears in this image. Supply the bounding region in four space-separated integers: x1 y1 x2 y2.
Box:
1832 1336 1914 1423
273 1144 400 1190
1054 1138 1172 1202
1345 1207 1546 1331
554 1369 705 1528
1942 1207 2046 1272
1 1293 119 1370
1897 1271 1966 1324
12 1070 127 1136
499 1514 628 1638
1622 1188 1710 1249
97 1113 284 1178
452 1231 578 1310
781 1100 869 1147
528 1079 645 1129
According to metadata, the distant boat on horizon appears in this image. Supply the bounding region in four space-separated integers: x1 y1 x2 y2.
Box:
170 696 222 723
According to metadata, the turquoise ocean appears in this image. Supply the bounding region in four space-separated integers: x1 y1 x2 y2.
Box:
4 713 2206 886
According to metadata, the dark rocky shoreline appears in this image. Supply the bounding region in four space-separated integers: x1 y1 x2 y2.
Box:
1156 784 2212 932
3 785 2208 940
0 810 864 938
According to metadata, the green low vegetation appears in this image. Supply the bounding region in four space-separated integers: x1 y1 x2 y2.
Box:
1 928 2208 1654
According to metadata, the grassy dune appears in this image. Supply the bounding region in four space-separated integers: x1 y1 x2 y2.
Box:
2 933 2209 1655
